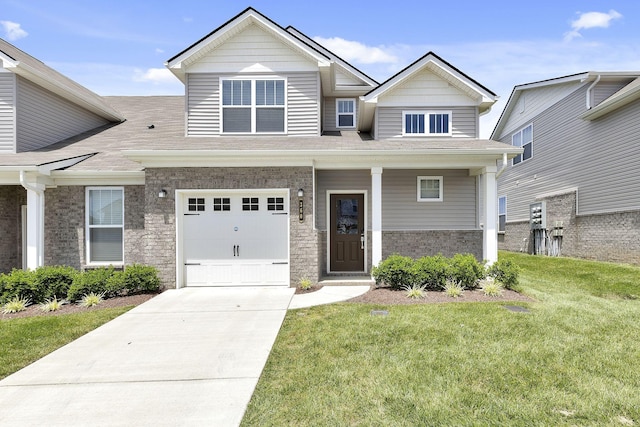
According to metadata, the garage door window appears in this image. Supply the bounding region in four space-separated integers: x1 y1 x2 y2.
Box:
87 187 124 264
268 197 285 211
213 198 231 212
242 197 259 211
187 198 205 212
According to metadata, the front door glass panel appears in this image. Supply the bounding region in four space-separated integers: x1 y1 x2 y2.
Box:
336 198 359 235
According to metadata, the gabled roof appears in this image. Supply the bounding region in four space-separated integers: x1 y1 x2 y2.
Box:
0 38 124 122
581 76 640 120
165 7 331 82
491 71 640 138
362 52 498 111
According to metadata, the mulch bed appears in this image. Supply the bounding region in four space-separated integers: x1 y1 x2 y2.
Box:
347 286 533 304
1 293 158 321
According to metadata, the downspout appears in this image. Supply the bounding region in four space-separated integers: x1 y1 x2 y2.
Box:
496 153 508 178
19 170 45 269
585 74 601 110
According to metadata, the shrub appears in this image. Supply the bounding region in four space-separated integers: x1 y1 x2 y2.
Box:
482 278 504 297
0 269 40 304
122 264 161 293
298 278 313 291
67 267 115 302
444 280 464 298
372 254 416 289
413 254 450 290
40 297 65 312
449 254 485 289
105 271 127 298
34 266 77 301
2 296 31 314
80 292 104 307
487 259 521 290
403 283 425 299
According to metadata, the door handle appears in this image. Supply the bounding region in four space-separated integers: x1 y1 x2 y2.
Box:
360 234 365 250
233 245 237 257
237 245 240 257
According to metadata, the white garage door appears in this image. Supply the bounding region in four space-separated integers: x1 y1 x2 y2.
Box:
182 191 289 286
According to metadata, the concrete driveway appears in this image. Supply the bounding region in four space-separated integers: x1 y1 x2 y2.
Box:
0 287 295 426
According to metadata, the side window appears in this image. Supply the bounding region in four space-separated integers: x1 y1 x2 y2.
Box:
336 99 356 128
499 196 507 232
512 124 533 165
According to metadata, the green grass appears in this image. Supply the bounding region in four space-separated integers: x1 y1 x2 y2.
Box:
242 253 640 426
0 307 133 379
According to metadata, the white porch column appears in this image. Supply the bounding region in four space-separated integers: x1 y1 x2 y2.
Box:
483 166 498 265
20 172 45 270
371 167 383 269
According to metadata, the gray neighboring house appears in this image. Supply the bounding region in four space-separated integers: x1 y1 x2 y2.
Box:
0 8 519 288
492 72 640 264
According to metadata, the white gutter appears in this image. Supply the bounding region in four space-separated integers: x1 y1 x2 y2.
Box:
585 74 601 109
496 153 508 178
19 170 43 195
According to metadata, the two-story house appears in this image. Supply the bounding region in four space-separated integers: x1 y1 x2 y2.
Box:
0 8 519 288
492 72 640 264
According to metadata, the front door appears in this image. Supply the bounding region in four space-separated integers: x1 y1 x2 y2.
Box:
330 193 365 272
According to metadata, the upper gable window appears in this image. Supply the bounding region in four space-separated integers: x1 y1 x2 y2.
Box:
403 111 452 136
336 99 356 128
222 79 285 134
512 124 533 165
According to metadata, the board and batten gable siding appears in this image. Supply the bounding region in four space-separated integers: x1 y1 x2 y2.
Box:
15 77 109 152
315 170 372 230
383 169 477 230
376 106 477 139
185 24 318 74
323 96 359 132
185 72 320 136
0 73 15 152
497 84 640 221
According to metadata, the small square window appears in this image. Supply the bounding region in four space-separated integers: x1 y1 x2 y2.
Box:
242 197 259 211
188 198 205 212
267 197 285 211
213 198 231 212
417 176 443 202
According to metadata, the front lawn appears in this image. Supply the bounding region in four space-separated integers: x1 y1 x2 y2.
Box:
0 307 133 380
242 253 640 426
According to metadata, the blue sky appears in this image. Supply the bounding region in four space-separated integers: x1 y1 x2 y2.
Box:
2 1 639 137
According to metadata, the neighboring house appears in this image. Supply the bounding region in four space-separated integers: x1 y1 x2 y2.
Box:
0 8 519 288
492 72 640 264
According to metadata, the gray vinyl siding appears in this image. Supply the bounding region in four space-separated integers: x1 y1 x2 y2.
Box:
186 74 219 136
498 83 640 221
0 73 15 152
382 169 477 230
315 170 371 230
593 80 632 107
185 72 319 136
15 77 109 152
323 97 358 132
376 106 477 139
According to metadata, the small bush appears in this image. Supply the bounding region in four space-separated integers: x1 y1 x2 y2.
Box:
372 254 416 289
487 259 521 290
482 278 504 297
444 280 464 298
0 269 40 304
2 296 31 314
35 266 77 301
67 267 115 302
449 254 485 289
40 297 65 312
403 284 425 299
298 278 313 291
80 292 104 307
122 264 161 294
413 254 450 290
105 271 127 298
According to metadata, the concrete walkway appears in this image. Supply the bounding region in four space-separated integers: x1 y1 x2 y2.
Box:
0 285 369 426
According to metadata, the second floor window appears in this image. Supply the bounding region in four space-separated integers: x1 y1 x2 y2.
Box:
512 124 532 165
222 79 285 133
336 99 356 128
403 111 452 136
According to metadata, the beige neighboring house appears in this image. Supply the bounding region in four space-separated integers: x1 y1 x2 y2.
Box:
0 8 519 288
492 72 640 264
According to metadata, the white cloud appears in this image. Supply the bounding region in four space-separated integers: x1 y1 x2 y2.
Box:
1 20 28 41
133 67 177 84
313 36 399 64
155 48 165 54
564 10 622 42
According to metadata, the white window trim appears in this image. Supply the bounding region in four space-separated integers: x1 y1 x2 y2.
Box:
220 77 288 134
336 98 356 129
402 110 453 136
86 186 124 266
512 123 533 166
417 176 443 202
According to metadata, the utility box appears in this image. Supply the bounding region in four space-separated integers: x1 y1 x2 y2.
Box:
552 221 564 236
529 202 546 230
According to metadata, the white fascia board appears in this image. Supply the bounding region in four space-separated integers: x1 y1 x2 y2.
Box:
50 170 145 186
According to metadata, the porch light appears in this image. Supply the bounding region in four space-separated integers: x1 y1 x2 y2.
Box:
158 189 167 198
297 188 304 198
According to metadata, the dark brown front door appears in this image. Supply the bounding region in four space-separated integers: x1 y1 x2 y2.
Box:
330 193 365 272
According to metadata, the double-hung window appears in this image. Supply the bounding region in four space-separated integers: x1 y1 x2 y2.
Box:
86 187 124 264
222 79 285 133
498 196 507 232
417 176 443 202
336 99 356 128
512 124 533 165
403 111 452 136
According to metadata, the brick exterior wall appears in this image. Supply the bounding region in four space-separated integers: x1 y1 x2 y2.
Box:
0 186 26 273
382 230 483 261
144 167 318 288
44 185 146 269
499 191 640 265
